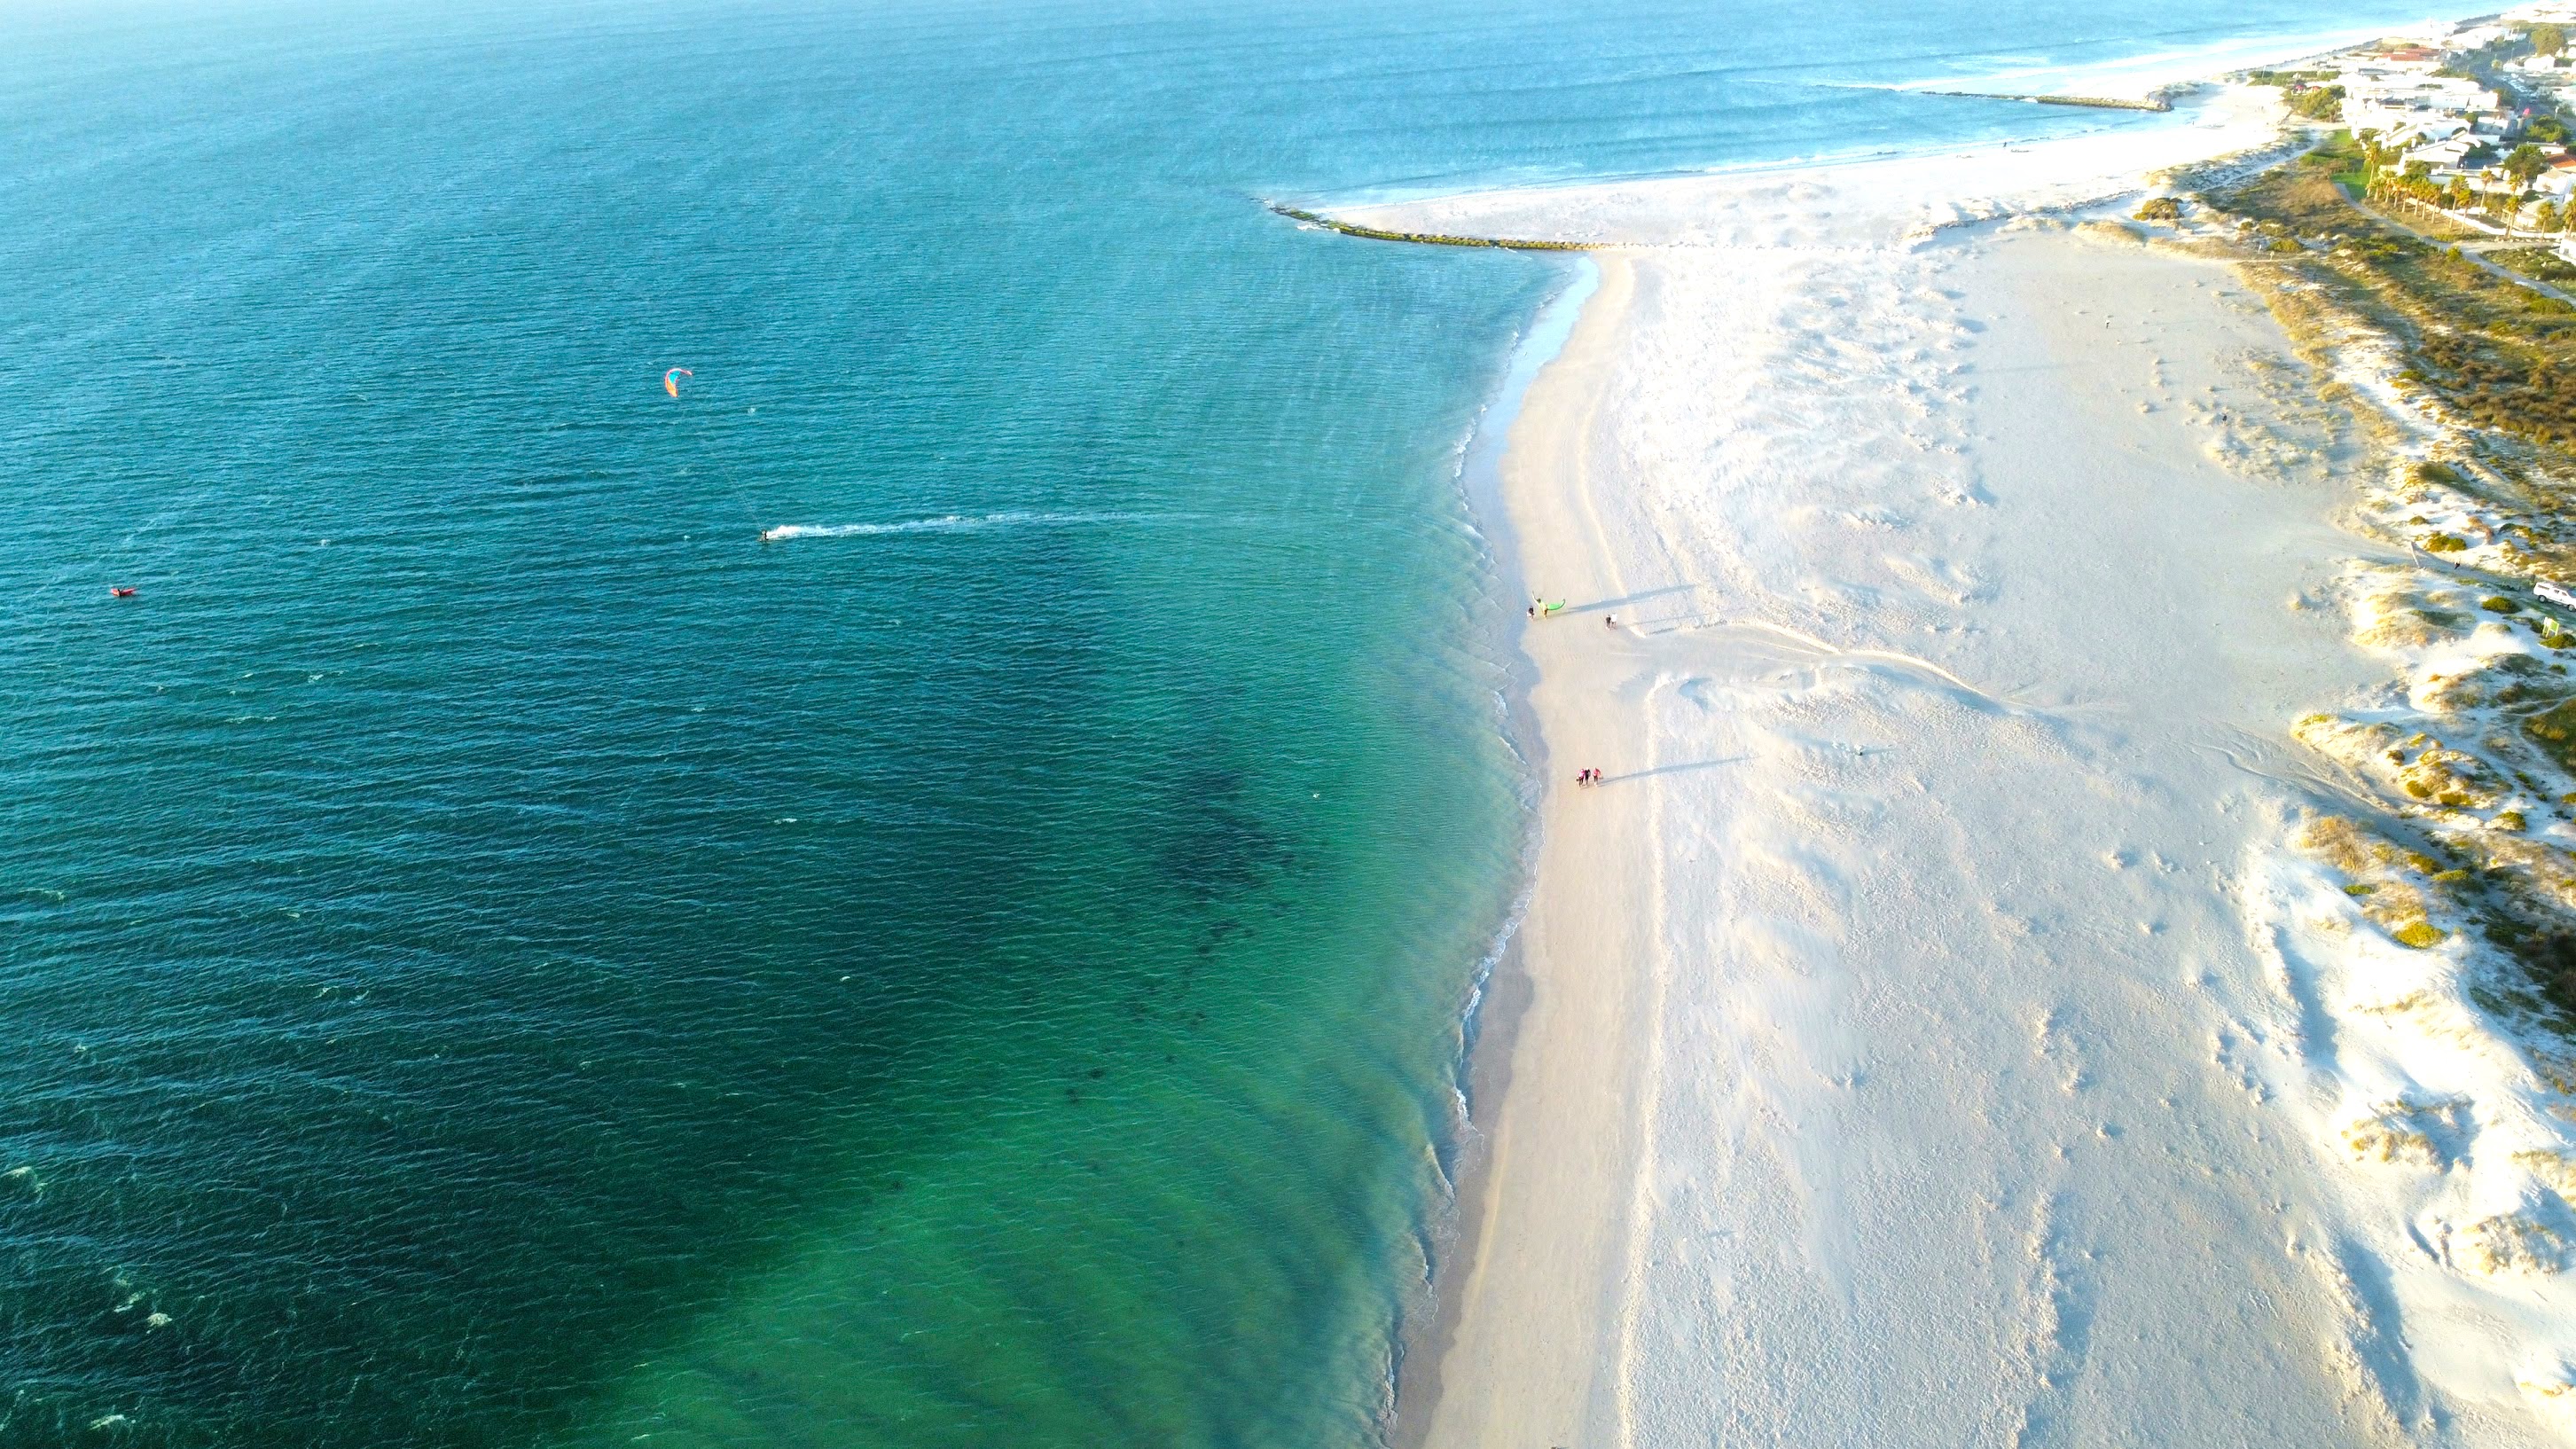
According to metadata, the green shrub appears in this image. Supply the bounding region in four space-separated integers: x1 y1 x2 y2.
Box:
2425 533 2470 552
2394 920 2447 949
2287 85 2346 121
2485 595 2523 612
2135 197 2182 222
2529 698 2576 768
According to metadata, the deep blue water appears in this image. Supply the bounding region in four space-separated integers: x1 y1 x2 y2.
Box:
0 0 2462 1444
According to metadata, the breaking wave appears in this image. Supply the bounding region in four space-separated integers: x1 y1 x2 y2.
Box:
760 511 1194 540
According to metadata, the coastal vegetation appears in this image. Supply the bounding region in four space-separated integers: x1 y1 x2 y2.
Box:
2294 127 2370 190
2210 157 2576 446
2242 65 2342 117
2532 698 2576 769
2493 246 2576 287
2196 135 2576 1030
2394 918 2450 949
2285 83 2345 121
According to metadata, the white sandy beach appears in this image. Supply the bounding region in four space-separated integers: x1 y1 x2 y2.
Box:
1364 73 2576 1449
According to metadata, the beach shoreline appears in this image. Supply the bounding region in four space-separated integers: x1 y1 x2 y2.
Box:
1390 255 1600 1446
1394 250 1650 1446
1366 49 2576 1444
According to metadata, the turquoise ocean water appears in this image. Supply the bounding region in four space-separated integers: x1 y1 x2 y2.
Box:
0 0 2459 1444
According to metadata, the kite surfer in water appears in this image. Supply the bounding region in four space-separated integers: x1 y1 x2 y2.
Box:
109 587 136 598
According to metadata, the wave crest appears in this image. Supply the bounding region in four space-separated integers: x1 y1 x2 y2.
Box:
760 511 1186 540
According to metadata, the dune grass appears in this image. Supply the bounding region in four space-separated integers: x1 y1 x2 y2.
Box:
2212 163 2576 449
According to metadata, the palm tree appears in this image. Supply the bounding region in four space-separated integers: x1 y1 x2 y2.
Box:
2509 142 2551 191
2476 169 2517 232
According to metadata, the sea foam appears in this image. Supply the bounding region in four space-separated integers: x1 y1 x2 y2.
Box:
759 511 1199 539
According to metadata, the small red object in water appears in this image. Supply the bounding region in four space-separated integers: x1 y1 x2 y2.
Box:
110 587 136 598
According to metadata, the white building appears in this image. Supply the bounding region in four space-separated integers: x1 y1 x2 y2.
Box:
2337 62 2501 132
2384 116 2471 146
2405 137 2477 168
